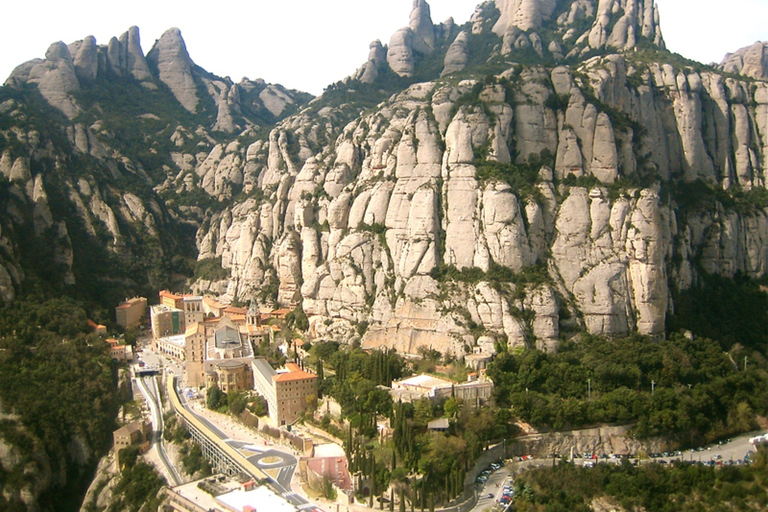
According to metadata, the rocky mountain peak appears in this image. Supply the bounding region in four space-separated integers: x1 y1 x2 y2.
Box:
409 0 437 54
146 27 199 113
490 0 665 57
492 0 558 33
356 0 666 86
720 41 768 81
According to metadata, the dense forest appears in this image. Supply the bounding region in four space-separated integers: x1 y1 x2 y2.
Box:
487 333 767 443
513 446 768 512
0 299 122 511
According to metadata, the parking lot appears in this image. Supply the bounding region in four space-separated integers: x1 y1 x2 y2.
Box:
471 461 515 512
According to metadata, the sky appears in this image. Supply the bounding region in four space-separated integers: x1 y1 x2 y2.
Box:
1 0 766 96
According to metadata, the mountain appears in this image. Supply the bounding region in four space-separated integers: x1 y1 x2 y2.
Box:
720 40 768 81
0 25 312 308
0 1 766 348
0 0 764 344
0 3 766 508
188 0 767 354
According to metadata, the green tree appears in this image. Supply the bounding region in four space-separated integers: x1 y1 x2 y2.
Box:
206 385 225 410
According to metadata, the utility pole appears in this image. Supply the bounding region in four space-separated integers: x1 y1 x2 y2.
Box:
744 356 748 372
651 380 656 395
587 379 592 401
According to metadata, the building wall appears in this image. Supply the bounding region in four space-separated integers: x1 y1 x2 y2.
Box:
252 363 278 423
185 331 206 388
116 297 147 329
109 345 127 361
275 377 318 426
157 336 185 360
151 307 185 338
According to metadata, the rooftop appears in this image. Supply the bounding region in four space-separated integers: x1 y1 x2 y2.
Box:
273 366 317 383
203 296 228 309
252 358 277 381
114 420 146 436
185 323 206 336
150 304 182 314
214 325 242 349
428 418 450 430
214 360 247 369
159 334 186 348
395 374 453 389
116 297 146 309
216 485 297 512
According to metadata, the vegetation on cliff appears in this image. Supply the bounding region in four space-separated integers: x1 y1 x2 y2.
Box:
513 445 768 512
0 298 121 511
488 332 767 443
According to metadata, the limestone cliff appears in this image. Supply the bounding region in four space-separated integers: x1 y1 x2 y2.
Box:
0 1 765 356
0 26 313 304
191 1 767 357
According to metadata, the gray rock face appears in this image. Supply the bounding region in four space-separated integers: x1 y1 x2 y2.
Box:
489 0 664 56
8 42 82 118
720 41 768 81
194 48 767 356
442 31 469 76
147 28 199 113
356 40 387 83
384 0 438 78
409 0 436 54
493 0 558 33
72 35 99 82
387 28 416 77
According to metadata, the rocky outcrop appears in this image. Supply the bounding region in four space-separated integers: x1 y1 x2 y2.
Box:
442 31 469 76
410 0 437 54
1 1 766 359
194 42 767 355
388 28 417 77
356 41 388 83
510 425 669 458
493 0 559 34
721 41 768 81
6 27 310 135
383 0 441 78
147 28 199 113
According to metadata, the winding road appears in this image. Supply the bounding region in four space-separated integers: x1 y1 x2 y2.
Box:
135 375 183 486
173 379 314 510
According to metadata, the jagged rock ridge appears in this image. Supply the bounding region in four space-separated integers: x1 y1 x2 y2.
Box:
0 0 766 355
188 1 767 358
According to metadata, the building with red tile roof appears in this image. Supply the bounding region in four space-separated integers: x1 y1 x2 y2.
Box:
252 359 317 427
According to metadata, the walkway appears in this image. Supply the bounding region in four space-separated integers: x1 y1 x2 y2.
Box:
166 374 318 510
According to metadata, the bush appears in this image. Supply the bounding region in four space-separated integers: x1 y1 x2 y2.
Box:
193 257 229 282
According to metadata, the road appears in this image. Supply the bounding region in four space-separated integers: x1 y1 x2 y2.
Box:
468 431 763 512
135 375 183 486
173 379 313 510
136 338 316 511
470 464 514 512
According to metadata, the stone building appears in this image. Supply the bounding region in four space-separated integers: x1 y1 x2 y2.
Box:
389 373 494 407
206 359 253 393
252 360 318 427
113 419 151 455
115 297 147 329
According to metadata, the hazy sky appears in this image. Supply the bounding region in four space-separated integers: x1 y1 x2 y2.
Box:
1 0 766 96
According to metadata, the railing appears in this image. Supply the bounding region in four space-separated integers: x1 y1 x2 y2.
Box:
165 374 270 481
